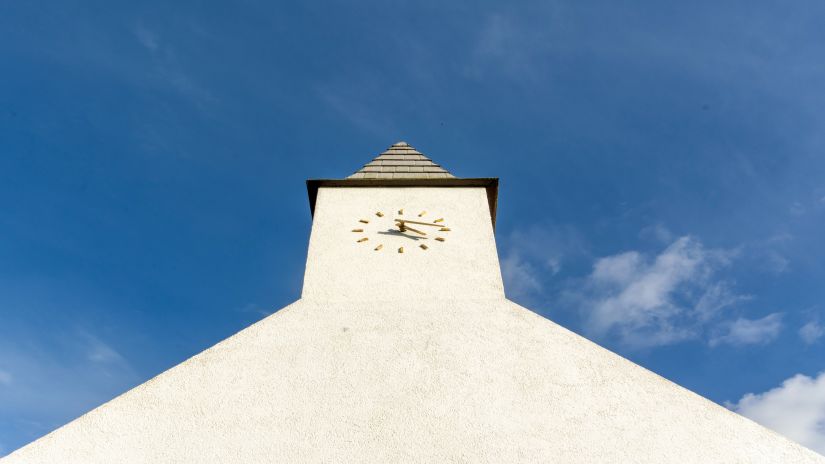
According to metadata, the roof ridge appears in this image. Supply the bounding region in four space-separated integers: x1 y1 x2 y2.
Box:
348 142 456 179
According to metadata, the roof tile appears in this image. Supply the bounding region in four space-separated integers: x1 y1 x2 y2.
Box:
347 142 456 179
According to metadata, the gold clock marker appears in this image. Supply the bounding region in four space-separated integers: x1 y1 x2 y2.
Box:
352 228 364 232
398 247 404 253
434 218 444 223
439 227 451 232
435 237 445 242
376 212 384 217
398 209 404 215
420 244 428 250
418 211 426 217
357 237 369 243
374 244 383 251
359 219 369 224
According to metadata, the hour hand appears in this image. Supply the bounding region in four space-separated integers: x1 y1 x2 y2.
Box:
394 220 427 236
395 218 446 228
400 225 427 236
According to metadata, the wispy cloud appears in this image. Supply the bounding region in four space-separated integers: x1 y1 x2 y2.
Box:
709 313 783 347
762 250 791 274
126 22 216 109
800 321 824 345
134 23 160 52
565 236 767 348
581 237 740 346
0 327 139 454
500 224 587 301
790 201 807 216
747 234 793 274
315 86 398 137
0 369 12 386
694 282 752 322
467 14 540 82
17 16 217 111
235 302 273 318
82 333 126 364
501 252 544 300
729 371 825 455
507 229 787 350
638 224 675 244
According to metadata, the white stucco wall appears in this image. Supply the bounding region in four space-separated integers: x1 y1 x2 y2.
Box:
4 298 822 463
4 185 823 463
302 187 504 301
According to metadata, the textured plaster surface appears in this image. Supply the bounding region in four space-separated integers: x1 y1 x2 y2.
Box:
302 187 504 300
5 186 823 463
5 298 822 463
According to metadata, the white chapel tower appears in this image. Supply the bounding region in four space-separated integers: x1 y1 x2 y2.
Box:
4 142 823 463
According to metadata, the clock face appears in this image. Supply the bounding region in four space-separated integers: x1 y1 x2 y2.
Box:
351 208 451 253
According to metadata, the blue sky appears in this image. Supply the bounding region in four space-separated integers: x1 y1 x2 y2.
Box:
2 0 825 456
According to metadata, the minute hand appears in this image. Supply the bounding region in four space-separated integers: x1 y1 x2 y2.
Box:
394 219 447 227
401 225 427 236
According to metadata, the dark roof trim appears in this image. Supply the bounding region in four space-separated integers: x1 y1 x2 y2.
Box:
306 178 499 228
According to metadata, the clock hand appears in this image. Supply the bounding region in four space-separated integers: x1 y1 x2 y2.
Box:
399 225 427 236
394 219 447 228
381 228 428 239
392 221 427 236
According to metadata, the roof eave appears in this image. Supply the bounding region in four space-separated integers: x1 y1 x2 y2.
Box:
306 178 499 229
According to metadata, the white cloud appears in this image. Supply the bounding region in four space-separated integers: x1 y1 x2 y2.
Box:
0 369 12 386
315 85 398 136
128 23 217 109
709 313 783 347
235 302 273 318
500 225 587 301
84 335 125 364
695 282 751 322
729 371 825 455
639 224 674 244
0 326 140 455
750 234 793 274
578 236 746 348
800 321 825 345
134 24 160 52
508 226 578 274
465 7 564 84
763 250 790 274
468 14 538 81
501 252 544 300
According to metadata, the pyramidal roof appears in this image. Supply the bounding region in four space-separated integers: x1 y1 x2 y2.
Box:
347 141 455 179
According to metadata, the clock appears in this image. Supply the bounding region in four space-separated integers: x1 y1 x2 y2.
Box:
351 208 451 253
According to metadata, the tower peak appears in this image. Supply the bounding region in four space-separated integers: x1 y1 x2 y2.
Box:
348 141 455 179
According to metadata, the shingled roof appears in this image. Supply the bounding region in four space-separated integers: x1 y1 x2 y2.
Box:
348 142 455 179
